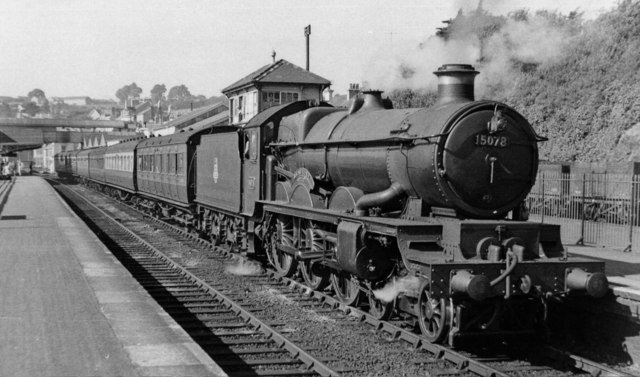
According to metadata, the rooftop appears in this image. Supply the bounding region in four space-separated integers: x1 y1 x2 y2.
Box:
222 59 331 94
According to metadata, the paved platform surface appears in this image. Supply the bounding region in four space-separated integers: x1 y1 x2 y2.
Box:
0 176 227 377
568 245 640 300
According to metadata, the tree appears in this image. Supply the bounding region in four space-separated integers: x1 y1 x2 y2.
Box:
115 83 143 105
21 102 40 117
28 89 45 100
167 84 192 102
0 102 13 118
150 84 167 104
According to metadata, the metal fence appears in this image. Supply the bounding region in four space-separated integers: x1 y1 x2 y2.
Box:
525 172 640 253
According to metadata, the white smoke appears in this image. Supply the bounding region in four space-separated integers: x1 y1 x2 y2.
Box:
224 258 263 276
362 37 480 93
373 276 422 303
476 15 574 98
362 5 576 99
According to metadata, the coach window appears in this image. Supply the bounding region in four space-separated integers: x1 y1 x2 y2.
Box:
177 153 184 175
169 153 176 174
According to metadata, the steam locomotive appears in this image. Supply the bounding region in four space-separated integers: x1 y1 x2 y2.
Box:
55 64 608 345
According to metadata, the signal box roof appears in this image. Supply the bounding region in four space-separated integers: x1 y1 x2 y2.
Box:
222 59 330 94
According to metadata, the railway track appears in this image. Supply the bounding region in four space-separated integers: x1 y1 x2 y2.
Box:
50 179 632 377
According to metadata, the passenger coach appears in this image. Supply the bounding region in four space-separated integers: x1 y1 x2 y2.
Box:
135 128 212 224
104 139 140 200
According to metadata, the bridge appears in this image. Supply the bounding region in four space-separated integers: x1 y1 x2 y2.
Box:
0 118 132 154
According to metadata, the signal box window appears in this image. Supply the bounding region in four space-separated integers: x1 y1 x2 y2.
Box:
262 91 298 110
281 92 298 104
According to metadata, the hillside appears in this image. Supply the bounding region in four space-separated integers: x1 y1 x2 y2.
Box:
500 1 640 162
388 1 640 163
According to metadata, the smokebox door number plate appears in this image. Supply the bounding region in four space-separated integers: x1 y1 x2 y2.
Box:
475 133 509 148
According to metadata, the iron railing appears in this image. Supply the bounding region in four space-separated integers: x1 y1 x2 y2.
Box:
526 172 640 253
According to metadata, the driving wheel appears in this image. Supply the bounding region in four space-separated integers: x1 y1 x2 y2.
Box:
269 215 297 277
299 220 330 290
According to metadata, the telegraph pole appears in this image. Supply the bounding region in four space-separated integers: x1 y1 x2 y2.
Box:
304 25 311 71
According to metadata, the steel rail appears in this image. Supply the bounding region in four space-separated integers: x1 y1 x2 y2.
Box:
273 273 510 377
99 190 508 377
146 210 626 377
53 182 340 377
54 178 631 377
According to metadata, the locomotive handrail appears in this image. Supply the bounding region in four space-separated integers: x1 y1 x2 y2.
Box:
269 132 448 148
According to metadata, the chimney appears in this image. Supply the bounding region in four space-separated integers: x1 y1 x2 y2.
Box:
433 64 479 106
347 83 361 100
360 90 385 111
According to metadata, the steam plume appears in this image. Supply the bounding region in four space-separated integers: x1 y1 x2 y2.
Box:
225 258 263 276
373 276 422 303
362 4 577 99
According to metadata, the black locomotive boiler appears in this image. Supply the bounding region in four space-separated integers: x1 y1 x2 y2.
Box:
56 64 608 346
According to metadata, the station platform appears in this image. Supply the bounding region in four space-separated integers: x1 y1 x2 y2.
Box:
0 176 226 377
568 245 640 300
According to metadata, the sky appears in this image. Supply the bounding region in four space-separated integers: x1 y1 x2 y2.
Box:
0 0 620 100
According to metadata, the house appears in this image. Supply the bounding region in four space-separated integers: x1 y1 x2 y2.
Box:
118 101 152 126
88 108 113 121
134 101 152 124
221 59 331 124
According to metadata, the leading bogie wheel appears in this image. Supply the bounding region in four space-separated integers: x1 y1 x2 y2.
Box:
269 216 297 277
417 282 450 344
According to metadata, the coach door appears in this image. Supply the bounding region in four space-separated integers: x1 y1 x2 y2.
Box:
242 128 261 215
